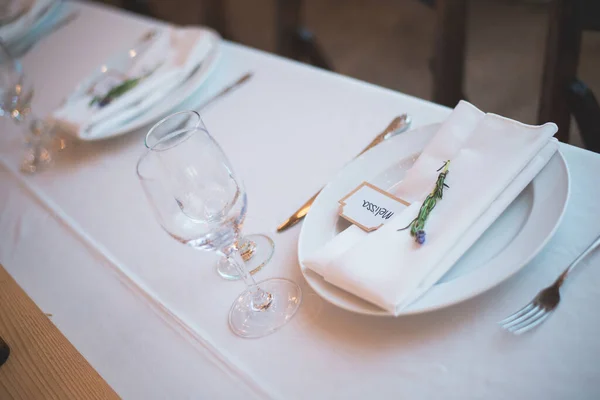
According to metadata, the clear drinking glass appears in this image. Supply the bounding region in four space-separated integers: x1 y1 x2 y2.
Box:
0 40 33 121
137 111 302 338
0 40 56 173
144 111 275 281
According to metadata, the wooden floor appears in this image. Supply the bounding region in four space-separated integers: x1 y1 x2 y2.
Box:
104 0 600 147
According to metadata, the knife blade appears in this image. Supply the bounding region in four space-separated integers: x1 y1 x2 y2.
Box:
276 114 411 232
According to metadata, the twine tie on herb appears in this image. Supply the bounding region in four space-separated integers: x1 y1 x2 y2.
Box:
398 160 450 245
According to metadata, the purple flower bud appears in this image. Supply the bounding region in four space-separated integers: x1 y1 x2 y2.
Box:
416 230 426 245
99 96 112 107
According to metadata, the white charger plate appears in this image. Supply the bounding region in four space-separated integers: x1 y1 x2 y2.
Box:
298 123 570 316
66 28 221 141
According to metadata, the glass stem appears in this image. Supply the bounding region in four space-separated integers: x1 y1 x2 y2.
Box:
222 243 272 311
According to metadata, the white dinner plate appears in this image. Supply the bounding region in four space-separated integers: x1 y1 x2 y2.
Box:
298 123 570 316
65 28 221 141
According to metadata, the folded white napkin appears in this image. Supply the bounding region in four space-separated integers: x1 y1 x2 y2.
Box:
51 27 213 139
0 0 52 44
305 101 485 277
303 101 558 314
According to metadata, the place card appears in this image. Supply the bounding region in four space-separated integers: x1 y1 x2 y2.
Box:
338 182 410 232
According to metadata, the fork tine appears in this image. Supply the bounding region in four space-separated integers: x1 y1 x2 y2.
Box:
498 302 535 326
507 307 546 332
512 312 552 335
501 305 541 329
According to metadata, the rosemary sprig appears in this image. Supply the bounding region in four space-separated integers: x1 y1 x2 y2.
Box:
89 77 143 107
89 66 159 108
398 160 450 245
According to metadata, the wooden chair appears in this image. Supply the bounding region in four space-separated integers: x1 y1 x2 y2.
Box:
273 0 467 82
121 0 154 17
427 0 600 151
120 0 461 100
275 0 333 71
538 0 600 151
199 0 230 40
119 0 230 39
429 0 468 108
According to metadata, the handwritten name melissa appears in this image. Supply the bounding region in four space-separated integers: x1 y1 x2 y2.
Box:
362 200 394 220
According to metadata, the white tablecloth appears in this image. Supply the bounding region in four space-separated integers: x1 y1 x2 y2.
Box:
1 2 599 399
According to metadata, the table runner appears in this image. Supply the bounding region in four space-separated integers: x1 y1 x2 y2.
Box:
0 263 119 399
0 2 599 398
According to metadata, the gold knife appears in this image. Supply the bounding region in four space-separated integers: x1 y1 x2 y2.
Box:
276 114 412 232
197 72 253 111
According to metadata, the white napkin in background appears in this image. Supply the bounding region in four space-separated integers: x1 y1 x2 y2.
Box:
0 0 52 44
303 102 558 314
51 26 213 139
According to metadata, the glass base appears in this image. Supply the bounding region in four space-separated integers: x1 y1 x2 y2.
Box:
217 234 274 280
20 145 53 173
229 278 302 338
19 119 59 174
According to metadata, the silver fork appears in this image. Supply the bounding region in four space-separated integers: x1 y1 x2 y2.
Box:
499 232 600 334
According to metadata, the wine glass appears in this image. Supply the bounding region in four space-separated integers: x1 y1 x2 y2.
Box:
144 111 275 281
0 40 33 121
0 39 57 173
137 111 302 338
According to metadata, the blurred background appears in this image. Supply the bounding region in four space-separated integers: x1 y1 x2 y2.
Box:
97 0 600 149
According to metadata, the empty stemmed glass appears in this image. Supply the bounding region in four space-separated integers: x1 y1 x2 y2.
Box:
144 111 275 281
137 111 302 338
0 39 57 173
